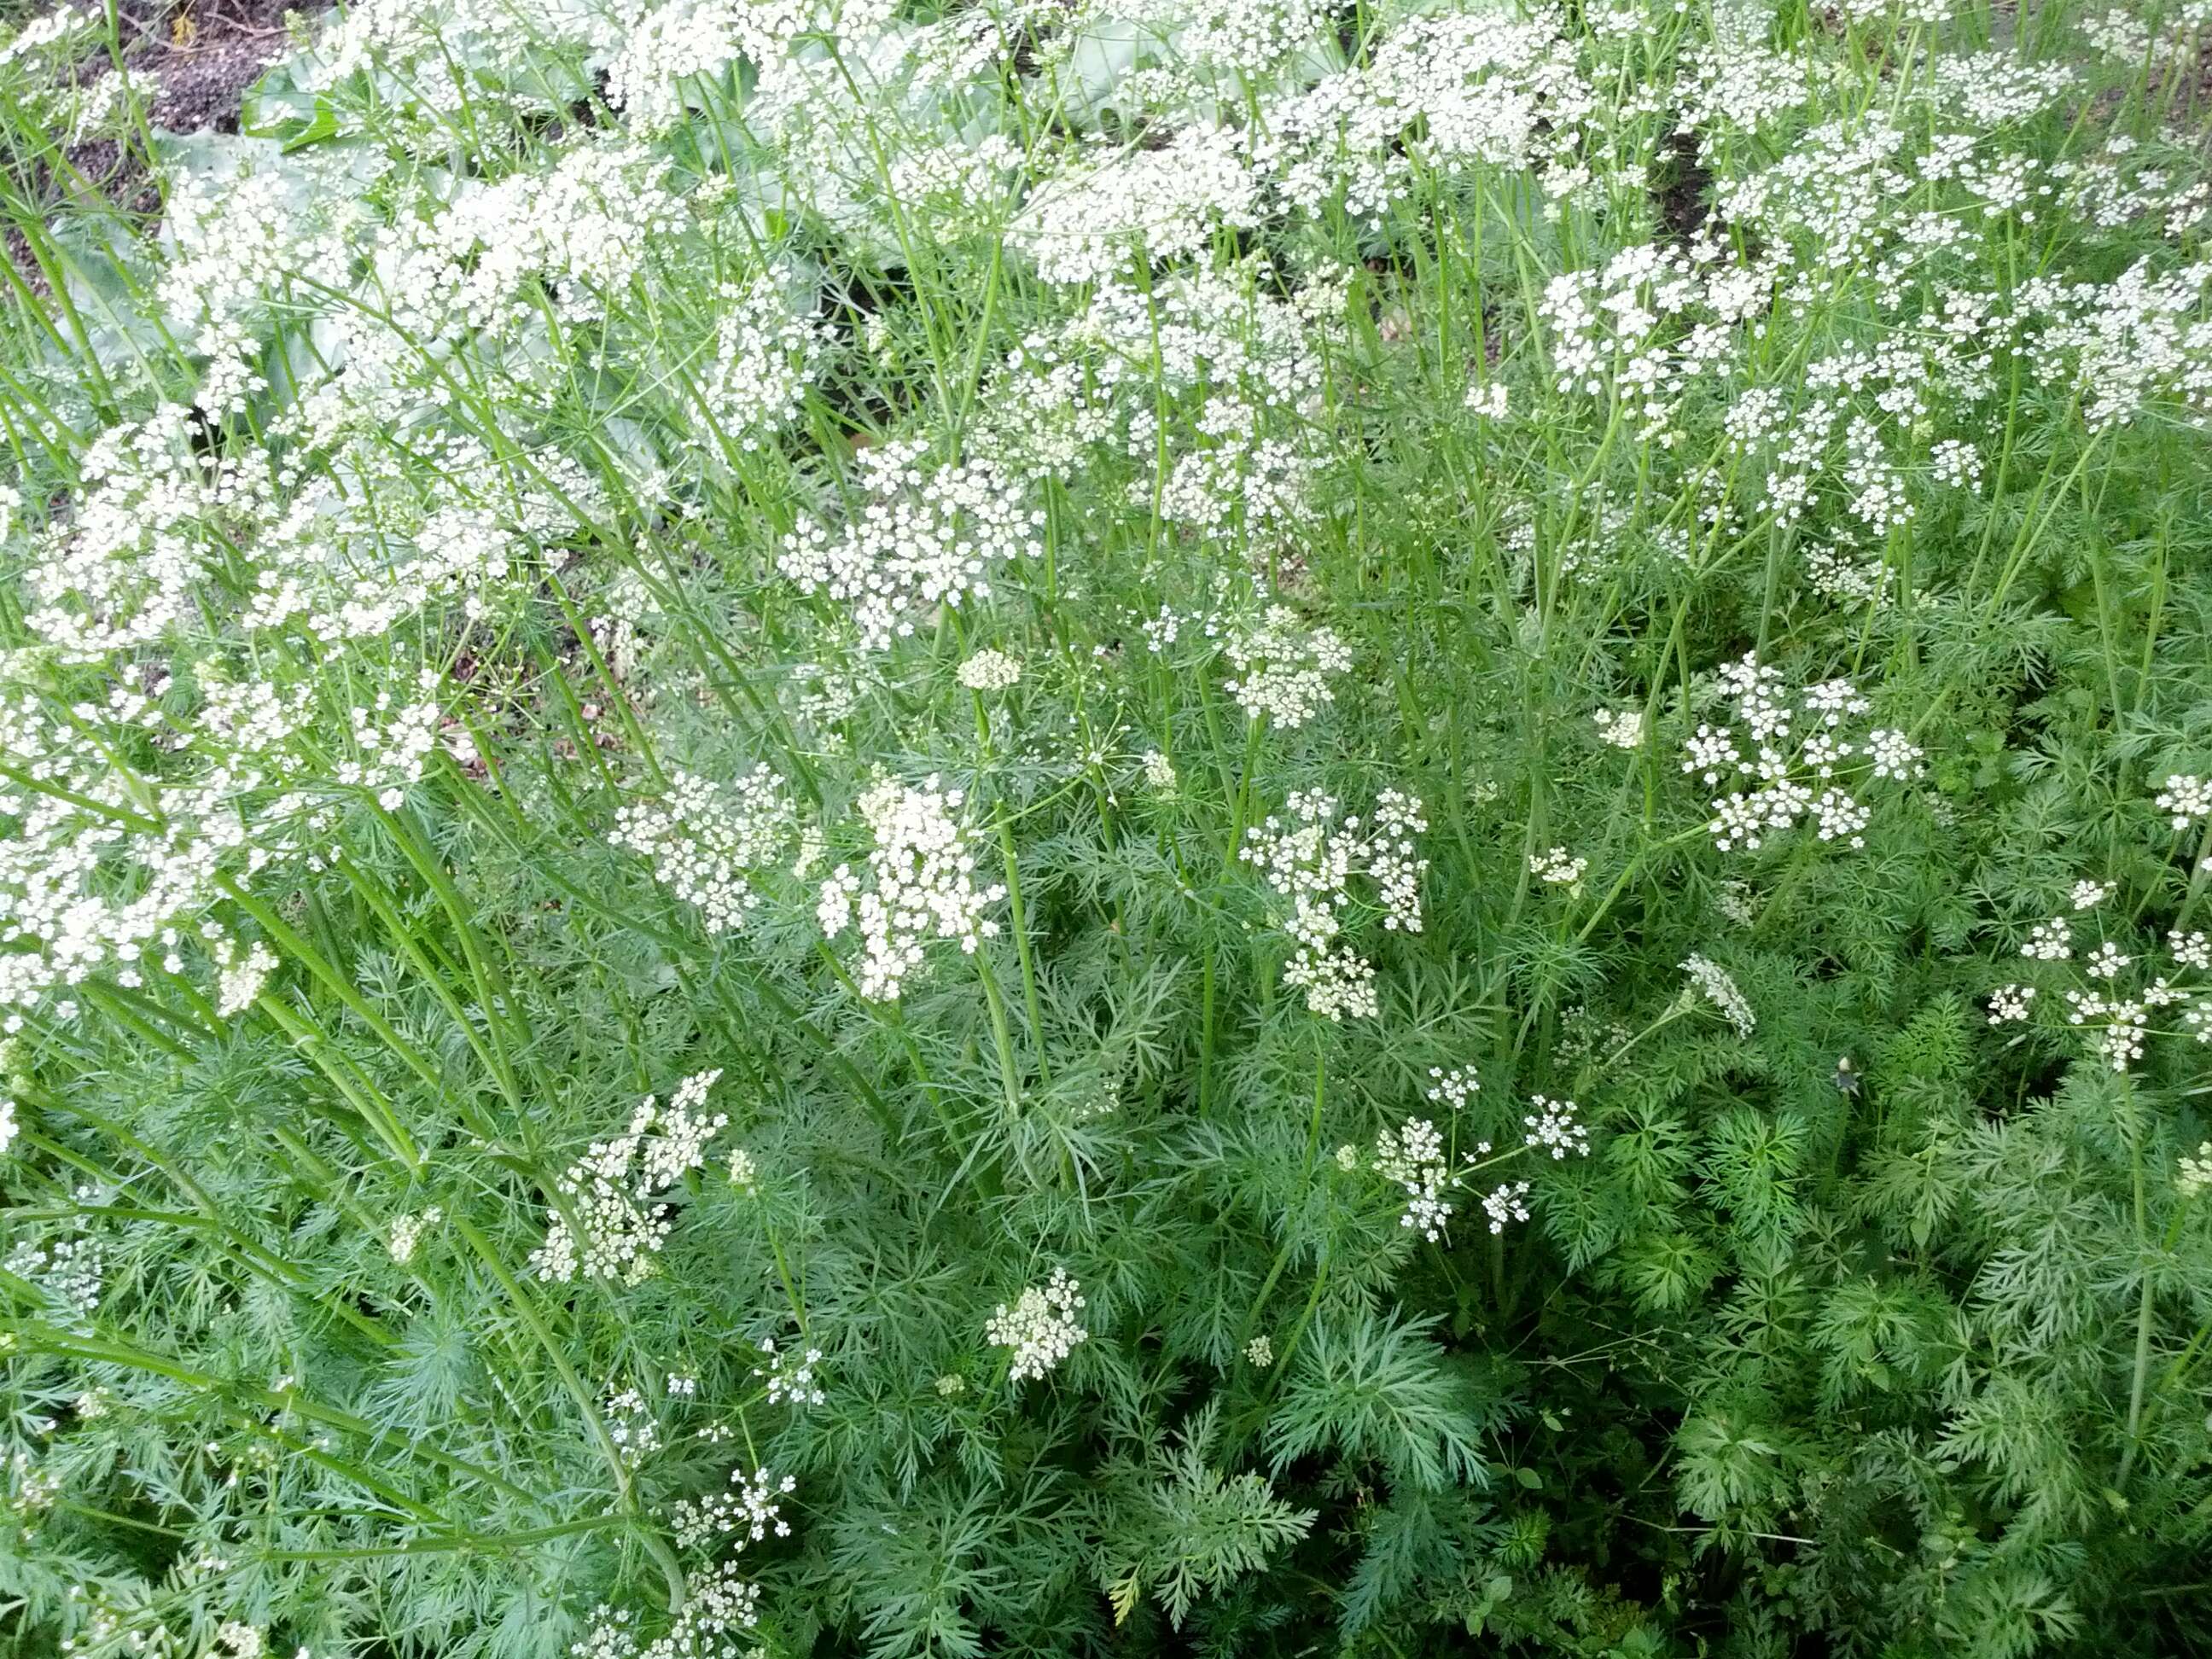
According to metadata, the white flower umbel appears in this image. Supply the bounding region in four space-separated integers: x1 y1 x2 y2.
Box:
1522 1095 1590 1159
754 1337 826 1409
1529 847 1588 888
1674 653 1923 853
1681 955 1755 1038
670 1465 797 1551
1222 606 1353 730
530 1072 727 1285
1425 1065 1480 1111
1241 790 1427 1020
816 777 1005 1002
1373 1118 1455 1241
779 441 1045 652
956 649 1022 691
573 1555 766 1659
387 1207 441 1266
612 767 794 935
1481 1182 1532 1235
1017 124 1261 287
987 1266 1087 1384
696 273 831 451
2157 774 2211 832
2180 1143 2212 1201
211 939 276 1018
1593 707 1644 749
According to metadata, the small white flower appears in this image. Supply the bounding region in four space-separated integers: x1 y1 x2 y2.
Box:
2086 940 2130 981
387 1206 441 1266
1522 1095 1591 1159
1374 1119 1455 1241
1866 728 1925 781
1244 1334 1274 1369
2023 918 2073 961
956 649 1022 691
818 777 1005 1002
1682 955 1755 1037
529 1073 726 1286
1529 847 1588 887
1222 607 1352 730
1593 707 1644 749
987 1266 1087 1384
2156 774 2211 832
2180 1142 2212 1200
612 768 794 936
754 1337 826 1409
1481 1181 1532 1235
1425 1065 1480 1111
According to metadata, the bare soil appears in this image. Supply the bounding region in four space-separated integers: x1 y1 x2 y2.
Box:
109 0 323 136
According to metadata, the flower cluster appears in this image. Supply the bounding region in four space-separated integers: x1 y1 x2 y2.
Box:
670 1466 798 1551
573 1558 765 1659
1481 1182 1533 1234
816 777 1005 1001
2157 774 2211 832
1222 607 1353 729
1593 707 1644 749
1241 790 1427 1020
1373 1118 1461 1241
1522 1095 1591 1159
696 273 830 449
529 1073 727 1284
2180 1144 2212 1202
1681 955 1756 1038
986 1266 1088 1384
956 649 1023 691
1018 124 1262 287
1678 653 1923 853
1424 1065 1480 1111
1989 866 2212 1072
603 1386 661 1469
612 768 795 935
387 1208 442 1266
754 1337 826 1409
1529 847 1588 888
4 1205 103 1326
779 441 1045 652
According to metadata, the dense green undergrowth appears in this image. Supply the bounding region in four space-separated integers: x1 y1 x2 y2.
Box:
3 0 2212 1653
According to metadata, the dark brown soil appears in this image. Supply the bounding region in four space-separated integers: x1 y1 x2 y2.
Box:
108 0 323 136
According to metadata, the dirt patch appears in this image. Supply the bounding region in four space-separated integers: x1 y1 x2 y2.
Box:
111 0 323 136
